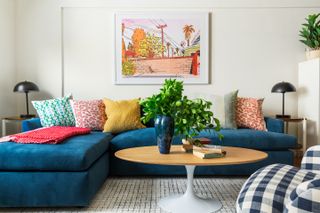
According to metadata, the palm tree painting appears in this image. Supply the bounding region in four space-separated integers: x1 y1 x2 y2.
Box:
183 25 195 46
115 12 209 84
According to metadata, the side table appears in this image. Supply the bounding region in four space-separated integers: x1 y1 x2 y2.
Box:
280 117 307 153
1 116 30 137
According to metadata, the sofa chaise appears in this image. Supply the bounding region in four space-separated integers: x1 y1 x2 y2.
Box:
0 116 296 207
0 129 112 207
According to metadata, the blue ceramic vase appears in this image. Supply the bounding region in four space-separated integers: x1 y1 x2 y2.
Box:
154 115 174 154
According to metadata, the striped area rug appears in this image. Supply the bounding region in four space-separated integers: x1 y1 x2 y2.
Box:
1 177 246 213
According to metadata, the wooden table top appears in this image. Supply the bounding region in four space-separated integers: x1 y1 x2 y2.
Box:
115 145 268 166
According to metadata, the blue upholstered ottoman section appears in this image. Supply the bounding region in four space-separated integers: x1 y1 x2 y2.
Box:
0 132 112 171
0 152 109 207
0 119 113 207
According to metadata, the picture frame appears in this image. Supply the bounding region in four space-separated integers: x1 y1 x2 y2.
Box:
115 11 209 85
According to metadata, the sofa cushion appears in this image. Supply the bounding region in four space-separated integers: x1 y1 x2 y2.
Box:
0 132 112 171
199 128 297 150
110 128 296 152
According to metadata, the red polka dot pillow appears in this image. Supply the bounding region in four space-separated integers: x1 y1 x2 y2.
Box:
236 97 266 131
70 100 107 130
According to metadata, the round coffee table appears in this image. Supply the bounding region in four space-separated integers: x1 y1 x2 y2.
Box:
115 145 267 213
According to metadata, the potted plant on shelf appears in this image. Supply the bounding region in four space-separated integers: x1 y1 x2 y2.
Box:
140 79 221 154
299 13 320 60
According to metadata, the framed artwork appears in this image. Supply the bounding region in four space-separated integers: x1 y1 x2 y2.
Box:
115 11 209 84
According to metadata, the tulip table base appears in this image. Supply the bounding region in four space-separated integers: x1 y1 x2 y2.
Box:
158 165 222 213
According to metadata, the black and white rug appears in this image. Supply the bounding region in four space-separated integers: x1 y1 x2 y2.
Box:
1 177 246 213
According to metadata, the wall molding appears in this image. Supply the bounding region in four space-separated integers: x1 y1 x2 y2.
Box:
60 0 320 9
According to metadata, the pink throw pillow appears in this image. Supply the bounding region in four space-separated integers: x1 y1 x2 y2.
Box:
236 97 266 131
70 100 107 130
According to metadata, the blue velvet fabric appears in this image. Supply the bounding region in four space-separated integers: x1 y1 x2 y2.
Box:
265 117 284 133
21 118 42 132
0 152 109 207
0 132 112 171
198 129 296 150
110 150 293 176
110 127 296 152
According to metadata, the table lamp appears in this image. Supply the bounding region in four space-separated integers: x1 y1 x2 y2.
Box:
13 81 39 118
271 81 296 119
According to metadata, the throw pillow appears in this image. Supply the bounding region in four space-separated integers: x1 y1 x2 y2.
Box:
224 90 238 129
70 100 107 130
103 98 145 133
236 97 266 131
32 94 75 127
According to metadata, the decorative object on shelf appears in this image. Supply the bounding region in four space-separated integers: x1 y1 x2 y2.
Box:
299 13 320 60
13 81 39 118
271 81 296 119
115 12 209 84
140 79 221 154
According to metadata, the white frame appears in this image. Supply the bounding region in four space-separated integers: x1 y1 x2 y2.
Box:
114 11 209 85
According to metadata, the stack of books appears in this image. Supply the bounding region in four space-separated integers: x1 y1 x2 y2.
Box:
193 145 226 159
181 138 212 153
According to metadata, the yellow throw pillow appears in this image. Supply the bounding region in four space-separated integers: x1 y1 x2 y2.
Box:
103 98 145 133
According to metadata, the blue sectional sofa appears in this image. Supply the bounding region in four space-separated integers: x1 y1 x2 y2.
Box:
0 117 296 207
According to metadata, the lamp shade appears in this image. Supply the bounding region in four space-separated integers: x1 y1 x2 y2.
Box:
271 81 296 93
13 81 39 93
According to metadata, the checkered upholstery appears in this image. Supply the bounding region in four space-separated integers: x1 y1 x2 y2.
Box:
284 178 320 212
237 145 320 213
301 145 320 175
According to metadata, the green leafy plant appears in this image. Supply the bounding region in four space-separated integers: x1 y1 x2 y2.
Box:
175 96 221 141
140 79 222 143
140 79 183 123
299 13 320 50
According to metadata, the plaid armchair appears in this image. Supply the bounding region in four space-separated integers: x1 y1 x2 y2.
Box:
236 145 320 213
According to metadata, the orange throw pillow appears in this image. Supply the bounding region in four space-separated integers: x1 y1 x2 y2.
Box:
236 97 266 131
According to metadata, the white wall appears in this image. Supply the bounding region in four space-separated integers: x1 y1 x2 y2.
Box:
15 0 320 120
0 0 17 135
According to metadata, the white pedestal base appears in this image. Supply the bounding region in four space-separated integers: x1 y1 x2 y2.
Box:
158 165 222 213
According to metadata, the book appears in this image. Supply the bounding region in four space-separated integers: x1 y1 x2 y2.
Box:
193 145 224 154
182 138 211 145
193 149 226 159
195 138 211 144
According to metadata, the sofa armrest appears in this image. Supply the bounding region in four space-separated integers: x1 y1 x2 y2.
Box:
21 118 42 132
301 145 320 174
264 117 284 133
285 178 320 212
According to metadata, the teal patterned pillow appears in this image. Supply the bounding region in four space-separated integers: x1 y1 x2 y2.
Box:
32 95 75 127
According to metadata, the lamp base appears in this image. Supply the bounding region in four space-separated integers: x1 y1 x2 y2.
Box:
276 114 291 119
20 114 36 119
